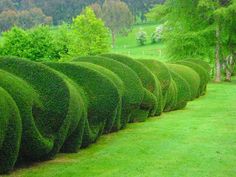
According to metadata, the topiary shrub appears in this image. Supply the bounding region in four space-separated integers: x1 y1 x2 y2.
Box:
163 79 178 112
138 59 171 111
175 61 209 96
0 57 85 160
138 59 171 96
0 86 21 174
131 88 158 122
187 59 211 74
167 64 200 100
75 62 125 132
73 56 144 128
100 53 160 116
44 62 121 147
167 66 191 110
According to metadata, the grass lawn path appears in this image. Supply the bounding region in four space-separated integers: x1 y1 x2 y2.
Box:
6 81 236 177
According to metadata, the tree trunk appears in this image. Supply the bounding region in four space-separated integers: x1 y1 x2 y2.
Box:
112 31 115 48
215 24 221 82
225 55 235 82
225 68 232 81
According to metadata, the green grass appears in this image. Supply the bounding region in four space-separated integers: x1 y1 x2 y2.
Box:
6 80 236 177
112 24 166 60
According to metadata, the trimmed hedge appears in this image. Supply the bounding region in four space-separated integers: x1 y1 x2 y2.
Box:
163 79 178 112
75 62 125 132
138 59 171 111
73 56 144 128
187 59 211 73
44 62 121 147
100 53 160 117
139 60 172 96
0 55 210 174
167 66 191 110
175 61 209 96
0 57 85 160
167 64 200 100
0 86 21 174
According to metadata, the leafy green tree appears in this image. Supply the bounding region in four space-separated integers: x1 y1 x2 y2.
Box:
0 26 29 57
68 7 110 57
147 0 236 82
26 25 56 60
51 23 73 59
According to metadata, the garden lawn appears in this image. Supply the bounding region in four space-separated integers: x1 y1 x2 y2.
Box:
5 80 236 177
112 24 167 60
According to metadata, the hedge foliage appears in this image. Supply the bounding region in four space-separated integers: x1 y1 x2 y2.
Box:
175 60 209 96
73 56 144 128
138 59 171 112
101 54 161 116
0 55 210 174
167 64 200 100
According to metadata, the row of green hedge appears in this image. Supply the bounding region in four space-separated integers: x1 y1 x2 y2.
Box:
0 54 210 174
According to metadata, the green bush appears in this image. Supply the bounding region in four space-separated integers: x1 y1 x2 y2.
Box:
73 56 144 128
44 62 121 147
0 86 21 174
167 67 191 110
136 29 147 45
0 57 85 159
0 26 59 61
175 61 209 96
101 53 160 116
167 64 200 100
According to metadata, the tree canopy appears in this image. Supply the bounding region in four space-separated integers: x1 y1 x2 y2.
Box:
147 0 236 81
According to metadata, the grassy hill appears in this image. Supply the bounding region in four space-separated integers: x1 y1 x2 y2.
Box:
112 23 167 61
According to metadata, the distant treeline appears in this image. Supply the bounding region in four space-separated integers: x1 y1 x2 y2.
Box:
0 0 164 32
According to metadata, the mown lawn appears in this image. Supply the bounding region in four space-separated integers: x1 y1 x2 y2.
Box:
112 23 167 60
5 80 236 177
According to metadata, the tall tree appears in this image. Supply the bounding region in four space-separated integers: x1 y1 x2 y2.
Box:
102 0 134 47
69 7 110 57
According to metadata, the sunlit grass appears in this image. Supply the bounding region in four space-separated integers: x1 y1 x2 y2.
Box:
112 23 167 60
6 80 236 177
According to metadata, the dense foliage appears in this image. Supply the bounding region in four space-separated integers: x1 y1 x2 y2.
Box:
147 0 236 81
0 54 210 174
0 0 164 32
0 8 110 61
